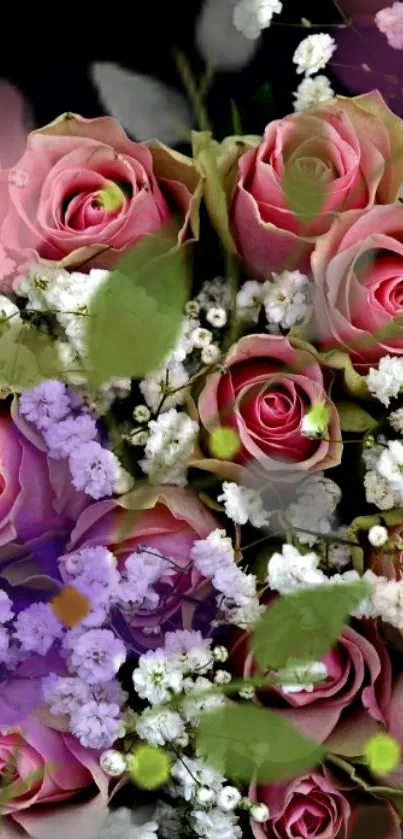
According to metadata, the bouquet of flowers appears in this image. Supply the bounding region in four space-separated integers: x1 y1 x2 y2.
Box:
1 2 403 837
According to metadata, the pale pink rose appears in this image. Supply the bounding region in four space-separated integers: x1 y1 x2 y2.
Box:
229 92 403 277
250 767 401 839
0 113 203 279
64 486 219 651
0 716 109 839
311 204 403 369
0 404 86 549
195 334 341 482
250 769 351 839
231 619 392 744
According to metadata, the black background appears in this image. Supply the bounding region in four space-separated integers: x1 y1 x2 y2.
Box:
0 0 345 138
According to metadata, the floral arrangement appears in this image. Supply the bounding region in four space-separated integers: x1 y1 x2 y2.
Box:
1 2 403 838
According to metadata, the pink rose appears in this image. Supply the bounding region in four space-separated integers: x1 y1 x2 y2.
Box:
311 204 403 369
250 767 401 839
0 113 203 277
228 92 403 276
0 715 108 839
0 405 86 549
195 334 341 482
231 619 391 744
250 769 350 839
63 486 219 650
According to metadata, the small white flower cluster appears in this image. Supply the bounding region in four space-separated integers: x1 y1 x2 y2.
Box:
293 76 335 111
16 264 107 358
275 659 328 694
191 529 263 628
293 33 336 77
218 482 271 529
287 475 345 552
266 543 358 596
129 633 269 838
236 271 312 331
292 34 336 112
367 355 403 407
363 438 403 509
233 0 283 40
140 408 198 487
353 569 403 630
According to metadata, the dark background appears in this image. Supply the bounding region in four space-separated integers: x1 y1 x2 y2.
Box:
0 0 346 139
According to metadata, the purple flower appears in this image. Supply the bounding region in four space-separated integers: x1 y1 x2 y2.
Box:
69 629 126 684
14 603 63 655
42 674 92 715
0 591 13 624
70 700 122 749
19 381 71 430
44 414 97 459
60 546 120 606
164 630 211 655
0 627 10 663
68 441 118 499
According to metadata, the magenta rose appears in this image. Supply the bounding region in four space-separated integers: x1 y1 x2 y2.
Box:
231 619 391 744
228 92 403 277
249 767 401 839
0 716 109 839
0 113 203 278
195 334 341 482
311 203 403 369
0 404 86 549
63 486 219 650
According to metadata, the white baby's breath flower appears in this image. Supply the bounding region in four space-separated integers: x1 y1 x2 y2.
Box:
140 409 198 487
293 33 336 76
267 543 327 593
389 407 403 433
191 327 213 349
206 306 227 328
276 660 328 693
135 708 185 746
233 0 283 40
377 440 403 498
263 270 311 330
368 525 389 547
218 482 271 529
132 649 184 705
201 344 221 365
367 356 403 406
236 280 264 323
293 75 334 111
364 470 395 510
140 361 189 413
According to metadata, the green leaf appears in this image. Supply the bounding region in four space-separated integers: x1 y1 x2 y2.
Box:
337 401 378 433
252 581 368 672
0 326 60 393
196 704 324 784
382 508 403 527
230 99 242 135
283 160 328 224
85 232 188 384
318 349 370 399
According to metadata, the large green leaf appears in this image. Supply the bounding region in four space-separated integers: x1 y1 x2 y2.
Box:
196 703 324 783
252 581 368 672
85 232 188 384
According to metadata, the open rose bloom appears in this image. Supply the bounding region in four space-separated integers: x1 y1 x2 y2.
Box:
195 334 341 482
0 113 203 280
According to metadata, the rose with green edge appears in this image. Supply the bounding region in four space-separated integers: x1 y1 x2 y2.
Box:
2 113 204 284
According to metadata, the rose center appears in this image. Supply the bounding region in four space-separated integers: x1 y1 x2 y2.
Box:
294 156 333 183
